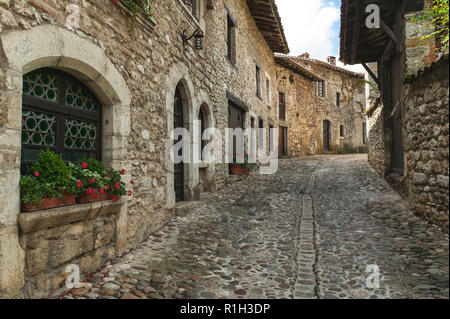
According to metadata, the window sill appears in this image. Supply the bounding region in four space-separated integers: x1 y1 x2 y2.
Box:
175 0 205 33
19 200 125 234
118 0 156 33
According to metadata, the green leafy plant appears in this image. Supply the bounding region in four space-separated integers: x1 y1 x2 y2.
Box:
411 0 449 52
20 175 62 204
31 150 76 192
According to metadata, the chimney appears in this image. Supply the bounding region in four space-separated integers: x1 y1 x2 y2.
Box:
299 52 310 59
327 56 336 65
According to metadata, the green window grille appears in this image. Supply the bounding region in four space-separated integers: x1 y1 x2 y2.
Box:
21 68 102 175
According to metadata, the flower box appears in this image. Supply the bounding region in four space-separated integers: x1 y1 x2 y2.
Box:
231 164 250 176
21 192 76 212
77 191 113 204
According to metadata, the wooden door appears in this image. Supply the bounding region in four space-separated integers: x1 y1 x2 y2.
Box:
174 88 184 202
323 120 331 152
228 102 245 157
279 127 287 157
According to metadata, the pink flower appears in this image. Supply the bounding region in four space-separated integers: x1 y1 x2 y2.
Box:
82 163 88 169
115 182 120 190
106 185 111 191
77 180 82 188
90 178 95 183
34 172 40 177
100 189 105 194
130 180 135 185
120 169 125 175
127 190 133 197
112 195 118 203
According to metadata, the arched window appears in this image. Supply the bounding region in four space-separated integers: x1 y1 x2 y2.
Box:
21 68 102 175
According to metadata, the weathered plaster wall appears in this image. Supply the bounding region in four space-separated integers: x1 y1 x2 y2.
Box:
277 58 367 156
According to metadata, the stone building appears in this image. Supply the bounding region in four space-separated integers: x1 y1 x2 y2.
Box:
275 54 367 156
340 0 449 231
0 0 289 298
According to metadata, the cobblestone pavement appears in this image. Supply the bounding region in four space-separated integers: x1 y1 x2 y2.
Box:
58 155 449 299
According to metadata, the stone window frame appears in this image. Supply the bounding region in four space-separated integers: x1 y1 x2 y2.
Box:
176 0 206 33
0 25 132 297
340 125 345 138
225 5 238 67
265 74 271 106
336 92 341 107
255 62 262 99
278 91 286 121
318 80 326 98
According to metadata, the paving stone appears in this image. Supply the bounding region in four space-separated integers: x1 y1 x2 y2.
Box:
60 156 448 300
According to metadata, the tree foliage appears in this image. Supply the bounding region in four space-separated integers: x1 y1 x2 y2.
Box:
412 0 449 52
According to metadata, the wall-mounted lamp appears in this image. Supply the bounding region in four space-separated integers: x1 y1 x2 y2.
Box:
182 29 204 50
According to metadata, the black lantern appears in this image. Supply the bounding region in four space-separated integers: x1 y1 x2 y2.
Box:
182 29 204 50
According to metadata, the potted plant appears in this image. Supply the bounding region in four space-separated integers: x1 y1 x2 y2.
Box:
20 150 77 212
231 155 255 176
70 158 112 204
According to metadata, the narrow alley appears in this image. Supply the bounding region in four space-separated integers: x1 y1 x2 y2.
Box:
60 155 449 300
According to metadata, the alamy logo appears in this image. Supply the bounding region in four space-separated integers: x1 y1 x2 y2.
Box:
65 264 80 289
366 264 380 289
366 4 380 29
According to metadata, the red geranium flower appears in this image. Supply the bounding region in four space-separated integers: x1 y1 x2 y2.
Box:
120 169 125 175
106 185 111 191
112 195 118 203
90 178 95 183
130 180 135 185
115 182 120 190
82 163 88 169
108 174 111 179
77 180 82 188
34 172 40 177
100 189 105 194
127 190 133 197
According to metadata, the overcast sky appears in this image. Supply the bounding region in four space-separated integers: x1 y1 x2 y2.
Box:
276 0 365 73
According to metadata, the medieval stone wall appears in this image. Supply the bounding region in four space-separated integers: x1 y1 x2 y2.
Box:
276 58 367 156
367 103 386 176
0 0 281 298
404 57 449 231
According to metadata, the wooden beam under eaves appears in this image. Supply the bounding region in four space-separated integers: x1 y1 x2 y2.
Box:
362 63 379 86
350 1 363 64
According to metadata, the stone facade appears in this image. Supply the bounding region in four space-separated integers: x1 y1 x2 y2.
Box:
0 0 288 298
403 56 449 231
276 55 367 156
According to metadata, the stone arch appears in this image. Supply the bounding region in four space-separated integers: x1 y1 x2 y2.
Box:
196 97 217 192
164 63 199 205
0 25 131 297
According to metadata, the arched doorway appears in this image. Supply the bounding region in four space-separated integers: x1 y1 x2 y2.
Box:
323 120 331 152
21 68 102 175
174 85 185 202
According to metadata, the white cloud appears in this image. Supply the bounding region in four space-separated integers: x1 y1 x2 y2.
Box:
276 0 340 60
276 0 365 73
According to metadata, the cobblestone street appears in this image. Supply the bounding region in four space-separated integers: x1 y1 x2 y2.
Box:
61 155 449 299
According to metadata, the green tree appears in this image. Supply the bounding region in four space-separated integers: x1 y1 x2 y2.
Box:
412 0 449 52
